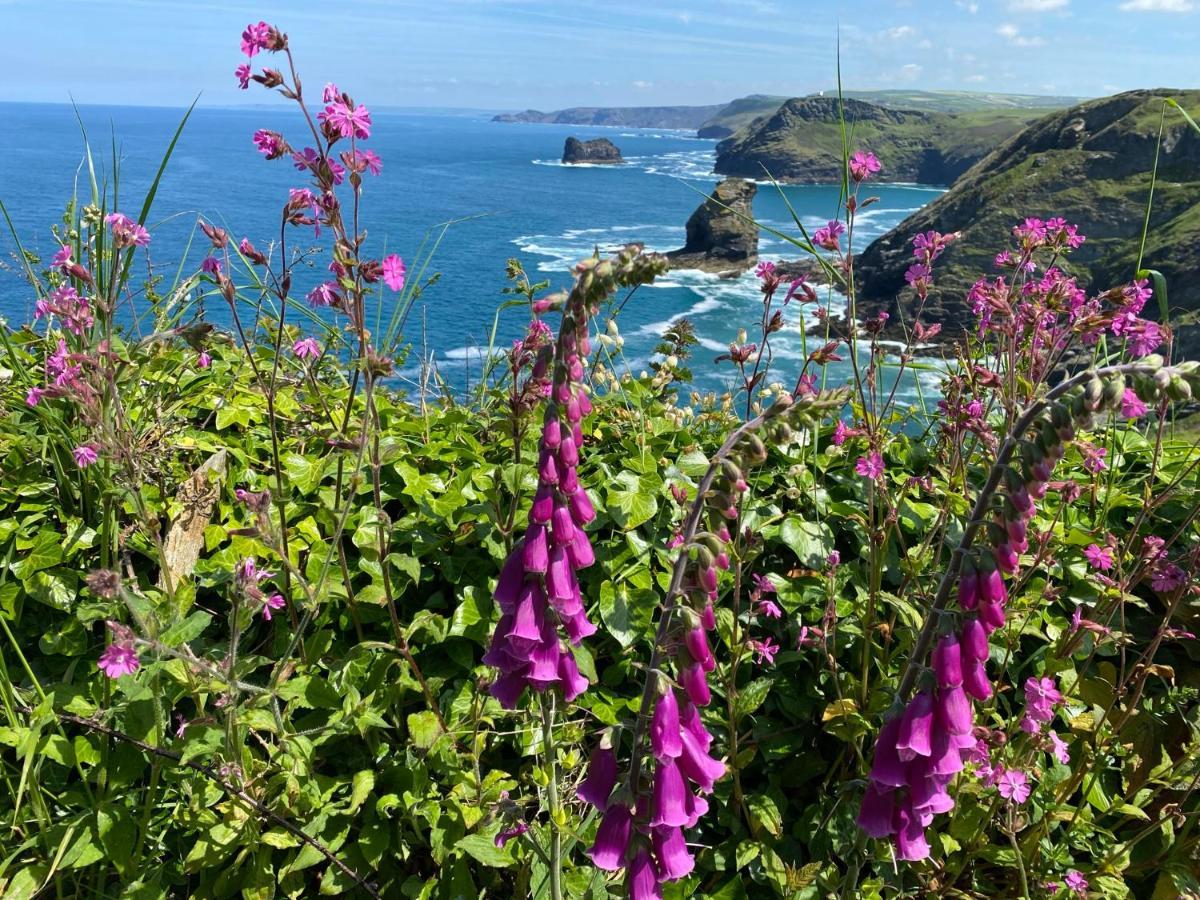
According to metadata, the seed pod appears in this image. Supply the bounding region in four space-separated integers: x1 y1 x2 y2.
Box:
1071 393 1089 420
773 423 793 444
696 533 724 558
1038 420 1061 454
1084 375 1105 411
1133 375 1158 404
1049 403 1072 432
1141 354 1165 369
721 459 744 484
1167 375 1193 402
742 434 768 465
693 545 715 571
1100 375 1125 410
1154 368 1172 392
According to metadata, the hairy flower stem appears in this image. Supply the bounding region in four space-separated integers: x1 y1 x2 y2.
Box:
894 362 1163 705
626 403 778 792
539 691 564 900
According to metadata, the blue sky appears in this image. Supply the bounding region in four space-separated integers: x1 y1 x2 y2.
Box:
1 0 1197 109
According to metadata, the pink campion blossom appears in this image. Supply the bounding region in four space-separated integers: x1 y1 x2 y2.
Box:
855 451 885 481
1048 730 1070 764
25 387 45 407
319 100 373 139
997 769 1031 804
1150 561 1187 594
849 149 881 182
747 638 778 666
1071 606 1111 638
756 598 783 618
797 624 823 648
832 419 858 445
346 148 383 175
197 351 213 369
813 220 846 252
51 245 72 269
252 129 286 159
98 642 139 678
293 337 321 359
240 21 271 56
322 82 340 103
104 212 151 248
235 63 250 89
201 256 222 276
1065 871 1088 895
261 592 285 621
1079 443 1107 474
382 254 406 291
307 282 339 308
1084 543 1113 571
754 260 776 279
1024 676 1063 725
827 550 840 569
73 444 100 468
1120 388 1148 419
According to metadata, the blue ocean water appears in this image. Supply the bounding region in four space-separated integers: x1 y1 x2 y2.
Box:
0 102 944 399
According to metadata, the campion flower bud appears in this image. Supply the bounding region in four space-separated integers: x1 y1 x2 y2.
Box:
86 569 122 599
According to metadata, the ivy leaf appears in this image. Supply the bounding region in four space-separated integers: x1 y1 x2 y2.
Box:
606 471 659 531
778 518 834 568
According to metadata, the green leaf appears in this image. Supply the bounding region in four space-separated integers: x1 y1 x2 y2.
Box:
747 794 783 837
778 518 834 568
736 677 774 718
348 770 375 814
160 611 212 647
13 530 63 578
606 470 659 531
455 831 515 868
408 711 445 750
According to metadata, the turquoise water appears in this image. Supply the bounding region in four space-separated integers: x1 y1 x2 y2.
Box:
0 102 944 398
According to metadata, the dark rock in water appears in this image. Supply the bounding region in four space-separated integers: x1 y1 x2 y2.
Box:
666 178 758 275
562 137 624 165
853 89 1200 359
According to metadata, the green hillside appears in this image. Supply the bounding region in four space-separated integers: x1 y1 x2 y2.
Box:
713 97 1047 183
854 89 1200 357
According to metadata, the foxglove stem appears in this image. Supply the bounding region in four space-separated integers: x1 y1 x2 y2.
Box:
540 691 563 900
894 362 1166 704
626 398 786 793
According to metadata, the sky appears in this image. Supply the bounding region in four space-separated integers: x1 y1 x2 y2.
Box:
1 0 1198 110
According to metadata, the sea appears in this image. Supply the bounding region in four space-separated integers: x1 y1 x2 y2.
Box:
0 103 946 402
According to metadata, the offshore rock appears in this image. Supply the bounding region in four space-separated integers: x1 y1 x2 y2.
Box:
562 137 624 165
667 178 758 275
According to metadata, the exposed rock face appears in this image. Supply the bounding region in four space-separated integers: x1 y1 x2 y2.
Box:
853 89 1200 357
666 178 758 275
714 97 1040 184
562 137 624 165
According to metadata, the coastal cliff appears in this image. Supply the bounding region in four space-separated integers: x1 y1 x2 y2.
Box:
854 90 1200 357
666 178 758 275
713 97 1043 184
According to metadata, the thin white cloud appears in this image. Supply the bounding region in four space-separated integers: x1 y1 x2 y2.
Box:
965 73 987 82
1007 0 1068 9
886 25 916 38
997 23 1046 45
898 63 923 81
1119 0 1194 10
955 0 980 10
631 80 653 89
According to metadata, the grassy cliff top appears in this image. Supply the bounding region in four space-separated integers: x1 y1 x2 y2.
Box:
713 97 1047 183
854 89 1200 356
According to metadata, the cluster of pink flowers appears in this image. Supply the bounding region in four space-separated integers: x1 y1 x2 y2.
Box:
235 20 285 89
484 297 598 708
812 219 846 253
34 285 94 335
971 221 1163 373
905 229 956 300
235 557 286 622
104 212 151 249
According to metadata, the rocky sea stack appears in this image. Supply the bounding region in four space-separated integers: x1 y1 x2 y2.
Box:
666 178 758 275
562 137 624 165
854 89 1200 356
